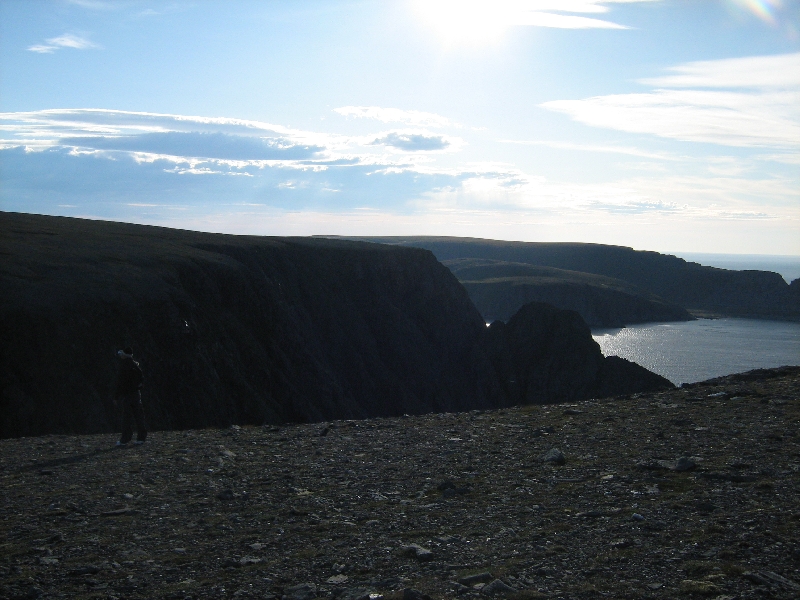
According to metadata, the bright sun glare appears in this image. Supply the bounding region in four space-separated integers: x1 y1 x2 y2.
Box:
412 0 516 46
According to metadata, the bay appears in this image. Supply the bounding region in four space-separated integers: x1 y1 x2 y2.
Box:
592 318 800 386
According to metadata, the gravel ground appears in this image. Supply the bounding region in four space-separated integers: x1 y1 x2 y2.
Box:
2 366 799 600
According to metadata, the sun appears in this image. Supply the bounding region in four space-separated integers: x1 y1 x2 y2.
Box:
411 0 517 46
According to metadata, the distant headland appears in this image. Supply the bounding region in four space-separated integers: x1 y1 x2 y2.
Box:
348 236 800 325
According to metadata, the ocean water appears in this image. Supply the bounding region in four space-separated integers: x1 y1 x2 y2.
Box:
593 318 800 386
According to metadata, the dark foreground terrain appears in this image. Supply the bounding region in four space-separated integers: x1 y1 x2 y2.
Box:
2 367 798 600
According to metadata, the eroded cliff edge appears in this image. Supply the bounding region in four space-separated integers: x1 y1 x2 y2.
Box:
1 213 671 437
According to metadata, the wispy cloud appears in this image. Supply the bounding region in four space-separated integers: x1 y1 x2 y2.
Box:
334 106 454 128
66 0 117 9
371 131 452 152
1 108 795 255
27 33 100 54
412 0 660 43
542 53 800 148
640 52 800 89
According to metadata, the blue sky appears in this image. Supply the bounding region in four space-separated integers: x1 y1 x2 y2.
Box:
1 0 798 255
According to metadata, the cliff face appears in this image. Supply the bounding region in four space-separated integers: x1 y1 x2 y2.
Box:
446 258 691 327
0 213 504 437
360 237 800 320
483 302 673 405
2 214 676 438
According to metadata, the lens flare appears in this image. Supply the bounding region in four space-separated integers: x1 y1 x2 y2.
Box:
731 0 783 24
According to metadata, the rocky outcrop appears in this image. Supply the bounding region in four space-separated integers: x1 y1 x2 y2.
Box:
359 237 800 320
446 258 691 327
484 302 673 404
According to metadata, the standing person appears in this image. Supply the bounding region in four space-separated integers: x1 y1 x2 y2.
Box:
114 347 147 447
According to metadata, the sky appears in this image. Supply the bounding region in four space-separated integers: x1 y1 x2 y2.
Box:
1 0 799 255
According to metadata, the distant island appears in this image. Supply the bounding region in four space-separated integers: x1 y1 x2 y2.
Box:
1 212 672 438
352 236 800 325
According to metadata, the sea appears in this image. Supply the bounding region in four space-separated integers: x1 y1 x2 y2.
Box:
590 253 800 385
593 318 800 386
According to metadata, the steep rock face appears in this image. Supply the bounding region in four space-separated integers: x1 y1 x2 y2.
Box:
0 213 504 437
2 214 677 438
361 237 800 320
447 258 690 326
483 302 674 404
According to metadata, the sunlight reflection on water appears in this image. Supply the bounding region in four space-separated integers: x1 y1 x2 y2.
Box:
592 318 800 385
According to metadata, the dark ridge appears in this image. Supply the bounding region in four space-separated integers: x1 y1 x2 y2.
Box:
445 258 691 327
353 236 800 320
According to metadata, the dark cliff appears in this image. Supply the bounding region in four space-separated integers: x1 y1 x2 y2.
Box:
484 302 674 404
445 258 691 327
358 237 800 320
1 213 505 437
1 213 675 438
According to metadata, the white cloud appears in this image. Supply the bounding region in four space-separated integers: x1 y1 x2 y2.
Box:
370 131 453 152
412 0 659 43
2 107 796 255
334 106 454 128
542 53 800 149
641 53 800 89
27 34 99 54
514 11 627 29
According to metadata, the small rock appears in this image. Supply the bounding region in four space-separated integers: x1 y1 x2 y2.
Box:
318 426 330 437
327 574 349 584
451 582 471 595
647 583 663 590
758 571 800 591
541 448 565 465
674 456 696 472
403 590 432 600
282 583 317 600
67 565 100 576
216 489 235 501
458 572 493 586
400 544 434 561
631 513 645 521
610 539 632 549
481 579 516 596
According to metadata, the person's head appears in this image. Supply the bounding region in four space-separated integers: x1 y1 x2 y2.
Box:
117 347 133 359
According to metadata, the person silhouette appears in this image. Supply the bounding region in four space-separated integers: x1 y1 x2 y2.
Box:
114 347 147 446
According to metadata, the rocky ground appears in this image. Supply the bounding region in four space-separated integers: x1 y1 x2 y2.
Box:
1 367 799 600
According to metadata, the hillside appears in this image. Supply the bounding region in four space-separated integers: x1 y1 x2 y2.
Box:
1 367 798 599
356 237 800 321
1 213 670 438
445 258 691 327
